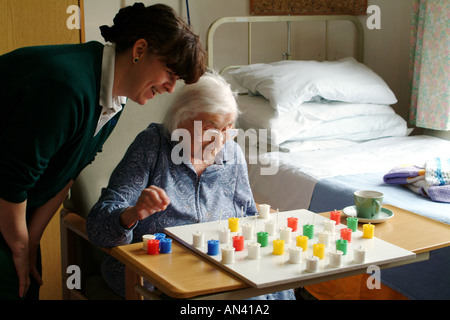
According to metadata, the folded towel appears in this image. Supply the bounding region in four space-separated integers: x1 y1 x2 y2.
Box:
383 165 425 185
427 185 450 203
383 158 450 203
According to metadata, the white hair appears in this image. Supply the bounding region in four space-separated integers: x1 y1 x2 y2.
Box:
163 71 239 133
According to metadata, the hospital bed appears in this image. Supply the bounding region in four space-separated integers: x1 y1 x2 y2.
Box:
207 15 450 299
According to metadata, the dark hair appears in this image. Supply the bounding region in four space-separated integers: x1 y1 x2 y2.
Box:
100 3 206 84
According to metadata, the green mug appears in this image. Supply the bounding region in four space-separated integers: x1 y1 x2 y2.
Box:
354 190 383 219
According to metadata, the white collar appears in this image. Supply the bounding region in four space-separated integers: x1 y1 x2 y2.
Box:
95 43 127 136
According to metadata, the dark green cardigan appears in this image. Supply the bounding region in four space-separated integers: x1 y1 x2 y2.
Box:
0 41 124 209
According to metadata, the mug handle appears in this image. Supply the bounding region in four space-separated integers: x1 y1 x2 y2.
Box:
372 200 381 217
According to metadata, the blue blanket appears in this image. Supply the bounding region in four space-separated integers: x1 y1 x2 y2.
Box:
308 172 450 299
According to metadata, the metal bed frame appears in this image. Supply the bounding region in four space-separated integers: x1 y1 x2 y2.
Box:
206 15 364 73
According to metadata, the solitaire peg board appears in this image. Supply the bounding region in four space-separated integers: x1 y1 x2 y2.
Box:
164 209 415 288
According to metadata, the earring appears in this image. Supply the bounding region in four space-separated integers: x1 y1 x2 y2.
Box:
133 57 139 64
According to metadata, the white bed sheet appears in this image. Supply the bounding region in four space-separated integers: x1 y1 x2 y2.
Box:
247 135 450 214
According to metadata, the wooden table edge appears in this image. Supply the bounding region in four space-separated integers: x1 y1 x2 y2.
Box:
111 240 248 299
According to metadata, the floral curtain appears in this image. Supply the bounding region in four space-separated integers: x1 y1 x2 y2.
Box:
409 0 449 130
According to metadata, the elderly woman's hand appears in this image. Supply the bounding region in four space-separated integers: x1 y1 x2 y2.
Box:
119 185 170 229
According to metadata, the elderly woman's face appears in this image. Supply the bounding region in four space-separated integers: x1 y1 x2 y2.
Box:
179 112 236 162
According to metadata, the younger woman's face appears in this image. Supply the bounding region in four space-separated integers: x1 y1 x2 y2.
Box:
122 39 179 105
128 54 179 105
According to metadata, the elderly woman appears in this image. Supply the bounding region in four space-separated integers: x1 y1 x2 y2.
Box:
86 73 295 300
0 2 205 299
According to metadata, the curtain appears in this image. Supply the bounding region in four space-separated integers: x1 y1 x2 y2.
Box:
409 0 449 130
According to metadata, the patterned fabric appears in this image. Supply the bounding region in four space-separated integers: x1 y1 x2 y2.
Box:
86 123 295 300
383 158 450 202
409 0 450 130
426 157 450 186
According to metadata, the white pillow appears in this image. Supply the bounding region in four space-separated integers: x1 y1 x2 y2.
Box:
230 57 398 114
236 94 397 145
283 113 408 142
237 95 321 146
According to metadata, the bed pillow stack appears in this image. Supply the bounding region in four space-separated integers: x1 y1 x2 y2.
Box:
229 57 408 152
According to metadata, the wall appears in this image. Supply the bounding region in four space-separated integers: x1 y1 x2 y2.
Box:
361 0 414 123
423 129 450 140
0 0 81 54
